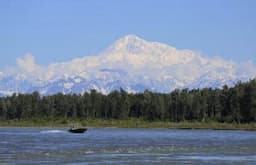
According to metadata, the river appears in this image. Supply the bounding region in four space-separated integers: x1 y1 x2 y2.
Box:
0 128 256 164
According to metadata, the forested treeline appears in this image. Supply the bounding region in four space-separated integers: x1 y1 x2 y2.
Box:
0 79 256 123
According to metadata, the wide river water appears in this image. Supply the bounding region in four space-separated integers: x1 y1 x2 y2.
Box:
0 128 256 164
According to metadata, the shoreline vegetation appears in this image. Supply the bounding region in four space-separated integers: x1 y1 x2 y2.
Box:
1 79 256 130
0 118 256 130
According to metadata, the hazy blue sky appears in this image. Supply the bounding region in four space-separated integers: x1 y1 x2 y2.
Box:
1 0 256 68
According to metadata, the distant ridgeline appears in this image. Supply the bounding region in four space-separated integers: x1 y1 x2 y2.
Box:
0 79 256 123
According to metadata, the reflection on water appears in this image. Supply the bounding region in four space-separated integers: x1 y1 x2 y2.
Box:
0 128 256 164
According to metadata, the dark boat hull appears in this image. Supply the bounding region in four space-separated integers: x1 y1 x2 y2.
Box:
68 128 87 133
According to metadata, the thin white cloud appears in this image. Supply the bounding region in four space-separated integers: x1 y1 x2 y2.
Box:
16 53 41 73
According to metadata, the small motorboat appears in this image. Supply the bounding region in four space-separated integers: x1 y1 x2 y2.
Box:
68 123 87 133
68 127 87 133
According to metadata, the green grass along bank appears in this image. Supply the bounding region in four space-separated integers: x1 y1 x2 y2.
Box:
0 118 256 130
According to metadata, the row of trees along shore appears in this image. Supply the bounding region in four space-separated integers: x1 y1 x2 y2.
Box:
0 79 256 123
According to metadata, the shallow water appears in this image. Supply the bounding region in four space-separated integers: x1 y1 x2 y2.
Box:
0 128 256 164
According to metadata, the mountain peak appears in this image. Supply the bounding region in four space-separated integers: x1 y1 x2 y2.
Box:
119 34 144 42
106 34 173 55
106 34 148 54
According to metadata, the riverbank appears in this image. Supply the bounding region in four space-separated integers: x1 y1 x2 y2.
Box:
0 118 256 130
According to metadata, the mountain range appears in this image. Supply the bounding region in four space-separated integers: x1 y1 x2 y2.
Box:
0 35 255 96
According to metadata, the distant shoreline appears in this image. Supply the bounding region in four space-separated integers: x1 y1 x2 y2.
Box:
0 119 255 131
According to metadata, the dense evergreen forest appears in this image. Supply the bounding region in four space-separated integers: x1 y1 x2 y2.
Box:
0 79 256 123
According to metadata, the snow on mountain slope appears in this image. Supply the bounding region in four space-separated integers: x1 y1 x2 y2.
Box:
0 35 255 95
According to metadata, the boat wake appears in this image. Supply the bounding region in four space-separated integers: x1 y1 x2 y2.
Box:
40 130 66 134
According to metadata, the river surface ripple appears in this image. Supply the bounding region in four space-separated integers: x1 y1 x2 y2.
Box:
0 128 256 164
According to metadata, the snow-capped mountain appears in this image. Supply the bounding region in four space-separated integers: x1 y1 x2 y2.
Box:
0 35 255 95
